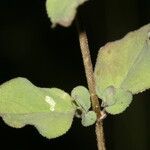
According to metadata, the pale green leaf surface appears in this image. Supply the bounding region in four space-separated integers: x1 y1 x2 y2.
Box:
0 78 76 139
71 86 97 126
101 86 116 107
71 86 91 112
94 23 150 114
81 111 97 127
46 0 87 27
102 87 133 114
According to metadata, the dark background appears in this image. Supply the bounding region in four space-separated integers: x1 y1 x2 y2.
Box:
0 0 150 150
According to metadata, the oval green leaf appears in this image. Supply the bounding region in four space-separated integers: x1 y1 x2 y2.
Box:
81 111 97 127
71 86 91 112
0 77 76 139
94 23 150 114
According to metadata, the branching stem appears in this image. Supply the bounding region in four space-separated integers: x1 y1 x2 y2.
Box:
77 22 106 150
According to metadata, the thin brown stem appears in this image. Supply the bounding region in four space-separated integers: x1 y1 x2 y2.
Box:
77 24 106 150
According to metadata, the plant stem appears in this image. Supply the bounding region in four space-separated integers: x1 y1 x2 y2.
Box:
77 24 106 150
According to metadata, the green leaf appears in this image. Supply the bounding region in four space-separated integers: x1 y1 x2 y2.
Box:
71 86 91 112
94 23 150 114
0 77 76 139
101 86 133 114
81 111 97 127
71 86 97 126
46 0 87 27
101 86 116 107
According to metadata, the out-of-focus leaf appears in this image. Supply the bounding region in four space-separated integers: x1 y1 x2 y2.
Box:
46 0 87 27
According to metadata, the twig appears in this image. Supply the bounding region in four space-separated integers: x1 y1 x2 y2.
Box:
76 22 106 150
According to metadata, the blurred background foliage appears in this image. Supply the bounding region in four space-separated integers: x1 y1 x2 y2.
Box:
0 0 150 150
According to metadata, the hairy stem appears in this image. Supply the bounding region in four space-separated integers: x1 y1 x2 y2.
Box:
77 24 106 150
